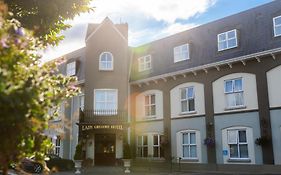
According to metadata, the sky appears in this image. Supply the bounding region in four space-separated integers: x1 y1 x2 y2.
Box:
41 0 273 62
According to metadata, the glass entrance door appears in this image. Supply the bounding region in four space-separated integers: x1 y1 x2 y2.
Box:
95 134 116 165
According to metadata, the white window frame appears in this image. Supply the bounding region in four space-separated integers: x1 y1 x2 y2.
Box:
137 135 148 158
224 78 244 109
55 136 61 156
273 15 281 37
93 89 118 115
66 61 76 76
99 52 114 71
138 55 152 72
152 134 164 158
217 29 238 51
180 86 195 113
227 129 249 159
79 94 85 111
182 132 197 159
176 130 201 162
174 44 190 63
222 126 255 164
144 94 156 117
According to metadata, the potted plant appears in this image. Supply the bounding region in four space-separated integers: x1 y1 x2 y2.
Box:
204 137 215 148
255 136 270 146
73 143 83 174
122 143 132 173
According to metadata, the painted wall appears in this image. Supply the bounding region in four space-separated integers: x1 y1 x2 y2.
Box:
135 89 163 121
171 117 207 163
267 65 281 108
270 109 281 165
212 73 258 114
214 112 262 164
135 121 164 134
170 82 205 118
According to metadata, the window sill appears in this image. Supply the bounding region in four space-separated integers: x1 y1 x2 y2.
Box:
224 105 246 111
174 58 189 63
218 45 238 52
142 116 157 120
99 69 114 72
227 158 251 163
180 111 197 115
180 158 199 162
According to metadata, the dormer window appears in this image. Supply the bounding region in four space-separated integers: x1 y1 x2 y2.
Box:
99 52 113 71
66 61 76 76
273 15 281 37
138 55 151 72
218 29 238 51
174 44 189 63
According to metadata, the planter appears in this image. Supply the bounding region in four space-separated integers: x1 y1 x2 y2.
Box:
74 160 82 174
123 159 131 173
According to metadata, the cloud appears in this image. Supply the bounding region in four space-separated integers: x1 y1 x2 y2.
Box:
42 0 217 61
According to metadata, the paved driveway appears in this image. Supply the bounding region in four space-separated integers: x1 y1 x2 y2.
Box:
51 166 281 175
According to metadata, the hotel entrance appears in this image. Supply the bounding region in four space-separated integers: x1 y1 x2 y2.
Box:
94 134 116 165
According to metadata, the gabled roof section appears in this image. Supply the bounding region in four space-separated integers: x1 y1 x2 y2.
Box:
85 17 128 43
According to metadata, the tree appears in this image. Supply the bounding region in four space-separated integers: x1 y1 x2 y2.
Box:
4 0 92 45
0 1 90 174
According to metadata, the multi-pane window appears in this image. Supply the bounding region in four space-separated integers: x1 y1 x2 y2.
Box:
138 55 151 72
66 61 76 76
182 132 197 158
137 136 148 157
273 16 281 37
99 52 113 70
227 130 248 159
218 29 238 51
55 136 61 156
224 78 244 108
174 44 189 62
180 87 195 113
79 94 84 111
145 94 156 117
94 89 117 114
153 135 164 158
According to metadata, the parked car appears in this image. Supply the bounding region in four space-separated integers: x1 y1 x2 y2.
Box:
45 154 74 171
20 157 44 174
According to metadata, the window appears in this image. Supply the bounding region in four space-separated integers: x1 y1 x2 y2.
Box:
227 129 248 159
79 94 84 111
180 87 195 113
174 44 189 62
218 29 238 51
182 132 197 159
273 16 281 37
145 94 156 117
138 55 151 72
99 52 113 70
66 61 76 76
153 135 164 158
137 135 148 157
55 136 61 156
94 89 117 115
224 78 244 108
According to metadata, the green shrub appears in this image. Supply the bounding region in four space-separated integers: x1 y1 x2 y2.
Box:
123 143 132 159
74 143 83 160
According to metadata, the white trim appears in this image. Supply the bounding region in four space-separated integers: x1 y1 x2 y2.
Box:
174 44 190 63
273 15 281 37
130 47 281 85
138 55 152 72
85 17 127 43
176 129 201 163
217 29 238 51
99 52 114 71
66 61 76 76
93 89 118 111
144 93 156 117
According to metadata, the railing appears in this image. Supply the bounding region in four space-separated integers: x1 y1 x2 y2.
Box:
79 109 128 124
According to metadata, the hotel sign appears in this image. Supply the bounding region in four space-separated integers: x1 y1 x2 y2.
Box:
81 124 124 131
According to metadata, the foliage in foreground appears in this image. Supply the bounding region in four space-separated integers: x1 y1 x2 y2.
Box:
0 2 81 174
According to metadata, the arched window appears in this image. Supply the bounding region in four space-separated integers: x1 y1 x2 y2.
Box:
99 52 113 70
